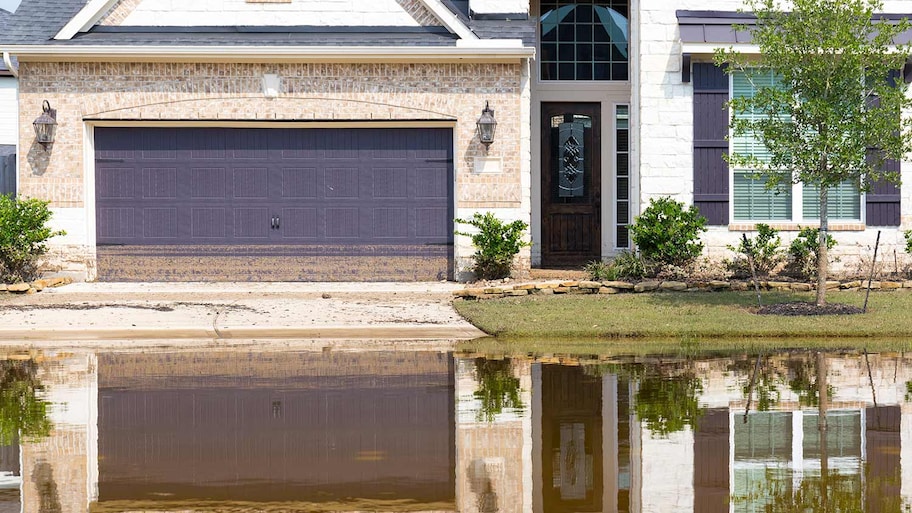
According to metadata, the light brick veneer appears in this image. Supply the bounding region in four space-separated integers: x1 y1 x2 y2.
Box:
97 0 143 26
17 60 529 278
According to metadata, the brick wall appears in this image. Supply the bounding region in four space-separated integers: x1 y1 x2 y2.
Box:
17 60 530 279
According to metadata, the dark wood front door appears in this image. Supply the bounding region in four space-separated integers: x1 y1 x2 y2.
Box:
541 102 601 267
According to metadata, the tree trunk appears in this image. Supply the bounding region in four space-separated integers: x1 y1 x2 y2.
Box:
816 186 829 306
817 351 829 509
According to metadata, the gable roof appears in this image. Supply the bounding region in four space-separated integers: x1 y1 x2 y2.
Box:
0 0 533 60
0 7 14 75
0 0 88 45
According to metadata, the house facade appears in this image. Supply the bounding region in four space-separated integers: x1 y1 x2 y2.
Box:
0 0 909 281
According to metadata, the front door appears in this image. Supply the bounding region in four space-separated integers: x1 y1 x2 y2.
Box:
541 102 601 267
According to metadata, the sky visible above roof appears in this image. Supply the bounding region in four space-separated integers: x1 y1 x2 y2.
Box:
0 0 19 13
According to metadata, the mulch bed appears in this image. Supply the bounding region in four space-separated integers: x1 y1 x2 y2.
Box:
757 302 865 316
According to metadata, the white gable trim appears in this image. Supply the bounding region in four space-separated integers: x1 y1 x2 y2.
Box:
415 0 477 40
55 0 121 40
56 0 478 41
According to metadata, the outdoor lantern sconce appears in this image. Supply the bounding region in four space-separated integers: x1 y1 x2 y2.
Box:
476 101 497 150
33 100 57 149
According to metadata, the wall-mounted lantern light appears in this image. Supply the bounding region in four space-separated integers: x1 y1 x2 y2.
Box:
476 101 497 150
33 100 57 149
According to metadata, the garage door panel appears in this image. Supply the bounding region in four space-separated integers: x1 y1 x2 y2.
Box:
416 207 450 238
282 168 318 199
325 208 361 239
95 127 454 281
234 208 271 239
229 130 269 160
142 168 178 199
190 129 227 160
191 208 227 239
143 208 179 239
190 168 228 199
98 208 135 239
97 167 136 200
415 167 450 199
232 167 269 199
279 129 321 160
280 208 318 239
141 130 177 160
324 167 360 199
372 208 410 239
372 168 409 199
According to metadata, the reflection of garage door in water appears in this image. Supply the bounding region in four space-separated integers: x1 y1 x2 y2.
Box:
94 127 454 281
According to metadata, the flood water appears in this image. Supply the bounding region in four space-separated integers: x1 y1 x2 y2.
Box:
0 347 910 512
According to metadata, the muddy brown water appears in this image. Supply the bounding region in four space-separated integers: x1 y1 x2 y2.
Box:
0 346 908 512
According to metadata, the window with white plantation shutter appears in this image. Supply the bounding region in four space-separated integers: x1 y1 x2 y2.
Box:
730 69 861 222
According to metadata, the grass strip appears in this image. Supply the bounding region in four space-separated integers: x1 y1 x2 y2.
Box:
454 290 912 339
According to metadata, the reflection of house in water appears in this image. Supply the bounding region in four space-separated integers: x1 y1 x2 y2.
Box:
94 351 456 512
9 350 912 512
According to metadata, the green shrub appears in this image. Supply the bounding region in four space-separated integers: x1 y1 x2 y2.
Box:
905 230 912 254
786 226 836 280
455 212 530 280
583 259 617 281
613 250 649 279
584 251 649 281
630 197 707 268
726 223 785 277
0 196 64 283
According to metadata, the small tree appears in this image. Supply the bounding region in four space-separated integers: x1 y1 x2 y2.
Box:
716 0 912 305
0 196 65 283
455 212 530 280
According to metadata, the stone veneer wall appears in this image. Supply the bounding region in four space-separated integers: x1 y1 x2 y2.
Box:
637 0 912 269
17 61 530 279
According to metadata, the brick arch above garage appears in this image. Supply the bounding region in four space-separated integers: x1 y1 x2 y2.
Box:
85 97 458 122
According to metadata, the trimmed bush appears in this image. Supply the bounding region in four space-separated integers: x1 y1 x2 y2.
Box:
630 197 707 269
726 223 785 278
786 226 836 280
455 212 530 280
0 196 64 283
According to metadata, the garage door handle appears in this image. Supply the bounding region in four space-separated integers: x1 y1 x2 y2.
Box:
275 216 280 229
271 216 277 229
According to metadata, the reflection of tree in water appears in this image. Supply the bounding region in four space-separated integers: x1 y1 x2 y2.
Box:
634 369 704 437
586 360 705 437
31 460 61 513
473 358 524 423
786 356 833 408
0 359 51 445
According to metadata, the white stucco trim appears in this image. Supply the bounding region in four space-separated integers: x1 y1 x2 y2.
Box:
55 0 120 40
415 0 478 40
4 45 534 61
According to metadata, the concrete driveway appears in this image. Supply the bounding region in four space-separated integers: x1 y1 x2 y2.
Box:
0 282 487 345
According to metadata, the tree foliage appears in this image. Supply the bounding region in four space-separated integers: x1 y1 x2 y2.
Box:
716 0 912 305
455 213 530 280
0 359 52 446
0 196 64 283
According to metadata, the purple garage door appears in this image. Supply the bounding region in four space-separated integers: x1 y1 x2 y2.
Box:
94 127 454 281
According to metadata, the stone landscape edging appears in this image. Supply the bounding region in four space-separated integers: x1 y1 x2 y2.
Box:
0 277 73 295
454 278 912 300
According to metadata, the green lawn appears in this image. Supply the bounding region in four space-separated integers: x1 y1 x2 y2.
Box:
454 290 912 340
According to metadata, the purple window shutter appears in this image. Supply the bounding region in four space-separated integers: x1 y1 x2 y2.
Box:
866 70 902 226
693 63 729 225
867 159 901 226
